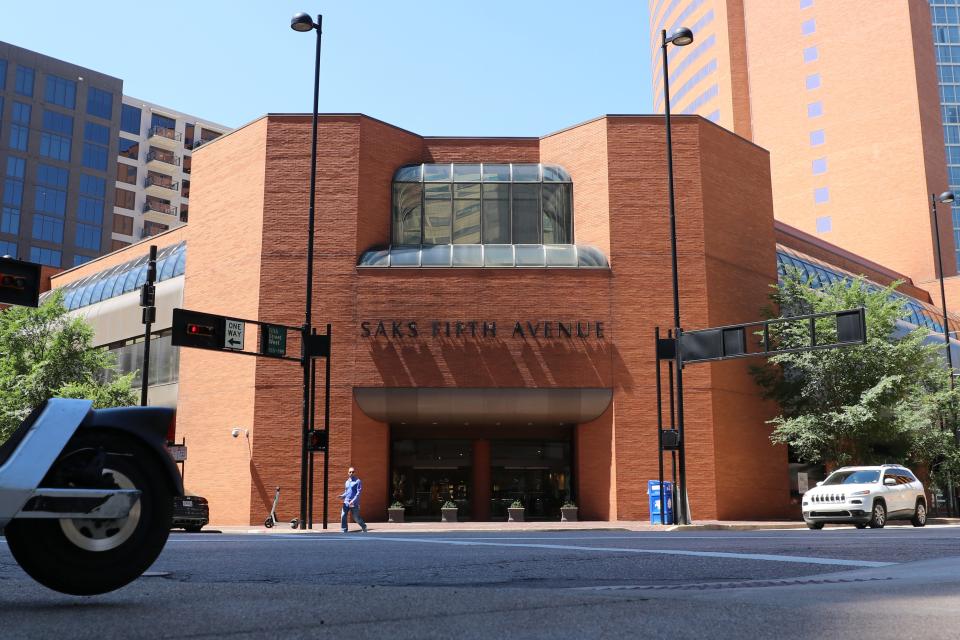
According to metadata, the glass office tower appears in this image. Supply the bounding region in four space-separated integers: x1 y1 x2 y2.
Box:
932 0 960 270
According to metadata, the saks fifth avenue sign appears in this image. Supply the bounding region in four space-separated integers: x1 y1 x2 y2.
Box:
360 320 605 340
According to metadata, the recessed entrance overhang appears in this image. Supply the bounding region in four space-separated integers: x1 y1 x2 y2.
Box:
354 387 612 426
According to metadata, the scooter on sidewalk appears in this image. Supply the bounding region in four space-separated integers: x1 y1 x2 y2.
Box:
263 486 299 529
0 398 183 595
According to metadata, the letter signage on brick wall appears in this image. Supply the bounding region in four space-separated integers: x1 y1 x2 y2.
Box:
360 319 605 339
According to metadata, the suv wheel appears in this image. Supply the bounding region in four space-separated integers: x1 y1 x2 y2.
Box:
868 500 886 528
911 499 927 527
806 521 824 530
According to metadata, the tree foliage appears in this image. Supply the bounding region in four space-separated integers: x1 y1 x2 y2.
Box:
0 292 137 441
752 268 960 486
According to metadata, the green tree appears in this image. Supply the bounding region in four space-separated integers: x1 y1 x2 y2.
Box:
0 291 137 441
752 268 960 485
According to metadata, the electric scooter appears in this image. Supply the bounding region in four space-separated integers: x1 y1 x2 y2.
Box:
0 398 183 595
263 486 299 529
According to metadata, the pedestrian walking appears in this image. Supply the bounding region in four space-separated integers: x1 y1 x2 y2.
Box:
339 466 367 533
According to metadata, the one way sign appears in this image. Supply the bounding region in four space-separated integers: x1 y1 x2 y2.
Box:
225 319 245 350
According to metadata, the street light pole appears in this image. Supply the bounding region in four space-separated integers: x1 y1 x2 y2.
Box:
661 27 693 525
291 11 323 530
931 190 959 518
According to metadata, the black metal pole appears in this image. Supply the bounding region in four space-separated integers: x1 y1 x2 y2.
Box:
308 330 317 529
323 323 332 530
299 15 323 531
931 193 959 517
668 331 677 525
140 245 157 406
662 31 689 524
655 328 665 525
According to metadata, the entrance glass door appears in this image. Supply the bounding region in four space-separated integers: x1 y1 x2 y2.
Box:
490 440 572 520
391 439 472 520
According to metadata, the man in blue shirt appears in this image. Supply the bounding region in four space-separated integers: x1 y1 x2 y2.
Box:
339 467 368 533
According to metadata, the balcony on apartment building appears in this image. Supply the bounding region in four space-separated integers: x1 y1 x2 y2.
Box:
148 126 182 149
144 174 180 198
142 197 178 225
145 148 181 173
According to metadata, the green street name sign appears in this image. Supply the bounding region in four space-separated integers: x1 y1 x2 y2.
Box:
261 324 287 358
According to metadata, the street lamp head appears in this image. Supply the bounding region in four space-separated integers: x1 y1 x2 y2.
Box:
940 191 956 204
290 12 316 32
667 27 694 47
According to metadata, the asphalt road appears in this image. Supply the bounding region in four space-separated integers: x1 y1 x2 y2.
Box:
2 526 959 639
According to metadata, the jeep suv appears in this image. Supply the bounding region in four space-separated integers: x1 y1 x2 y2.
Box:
801 465 926 529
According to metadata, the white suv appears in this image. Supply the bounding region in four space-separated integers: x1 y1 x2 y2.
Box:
801 465 927 529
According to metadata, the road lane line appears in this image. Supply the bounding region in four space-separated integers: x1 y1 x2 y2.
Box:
351 536 895 567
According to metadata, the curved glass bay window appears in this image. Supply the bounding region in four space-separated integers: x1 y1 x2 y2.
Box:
392 163 573 246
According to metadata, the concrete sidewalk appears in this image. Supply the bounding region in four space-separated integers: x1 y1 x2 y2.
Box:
203 518 960 535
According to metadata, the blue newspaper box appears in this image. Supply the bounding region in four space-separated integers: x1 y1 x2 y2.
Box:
647 480 673 524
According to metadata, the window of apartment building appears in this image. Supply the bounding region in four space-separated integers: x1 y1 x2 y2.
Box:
36 163 68 189
15 66 34 96
86 87 113 120
182 155 191 174
115 187 135 210
812 158 827 175
111 239 130 251
392 163 572 246
815 216 831 233
120 104 141 135
117 162 137 185
181 179 190 199
143 221 169 237
2 157 25 235
145 196 173 215
814 187 829 204
73 255 92 267
118 137 139 160
0 59 6 90
9 102 30 152
29 246 61 267
180 203 188 223
807 101 823 118
44 74 77 109
800 0 813 8
147 170 175 189
82 122 110 171
76 174 104 252
35 163 68 219
801 19 816 36
150 113 176 132
32 214 64 243
40 109 73 162
112 214 133 235
806 73 821 90
184 123 195 148
803 46 818 63
0 240 17 258
199 127 222 145
810 129 825 146
75 223 100 251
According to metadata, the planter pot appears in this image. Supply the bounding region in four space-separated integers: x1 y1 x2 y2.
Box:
560 507 578 522
508 507 525 522
387 507 405 523
441 508 458 523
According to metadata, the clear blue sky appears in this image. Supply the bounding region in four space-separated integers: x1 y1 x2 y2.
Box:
1 0 654 137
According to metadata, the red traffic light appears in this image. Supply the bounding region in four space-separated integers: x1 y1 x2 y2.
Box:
187 323 214 336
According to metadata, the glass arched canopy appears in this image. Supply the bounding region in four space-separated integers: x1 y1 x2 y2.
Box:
392 163 573 245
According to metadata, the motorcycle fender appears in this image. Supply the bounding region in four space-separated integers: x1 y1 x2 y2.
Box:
79 406 184 497
0 398 94 528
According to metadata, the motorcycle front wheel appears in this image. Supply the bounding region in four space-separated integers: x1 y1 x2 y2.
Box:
5 429 173 595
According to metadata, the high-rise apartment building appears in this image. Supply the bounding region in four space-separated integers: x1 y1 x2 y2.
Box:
0 41 230 264
648 0 954 286
931 0 960 270
111 96 227 249
0 41 122 268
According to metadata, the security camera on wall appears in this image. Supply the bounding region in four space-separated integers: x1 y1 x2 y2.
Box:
231 428 242 438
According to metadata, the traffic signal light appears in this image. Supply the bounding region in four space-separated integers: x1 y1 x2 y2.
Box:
140 283 155 307
171 308 226 349
307 429 328 452
0 257 41 307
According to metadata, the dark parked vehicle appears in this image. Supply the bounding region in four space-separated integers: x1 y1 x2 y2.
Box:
172 495 209 532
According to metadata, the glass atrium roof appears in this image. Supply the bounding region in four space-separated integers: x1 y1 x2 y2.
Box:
41 241 186 311
777 245 960 336
357 244 609 268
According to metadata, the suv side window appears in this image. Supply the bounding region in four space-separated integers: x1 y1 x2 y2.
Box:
883 471 898 485
900 470 918 483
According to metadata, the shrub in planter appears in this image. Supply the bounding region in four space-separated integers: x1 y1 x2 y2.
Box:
441 500 458 523
388 501 405 523
560 501 578 522
508 500 525 522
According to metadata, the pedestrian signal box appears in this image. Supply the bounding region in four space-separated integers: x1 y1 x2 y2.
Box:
172 308 226 350
0 257 41 308
307 429 328 452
